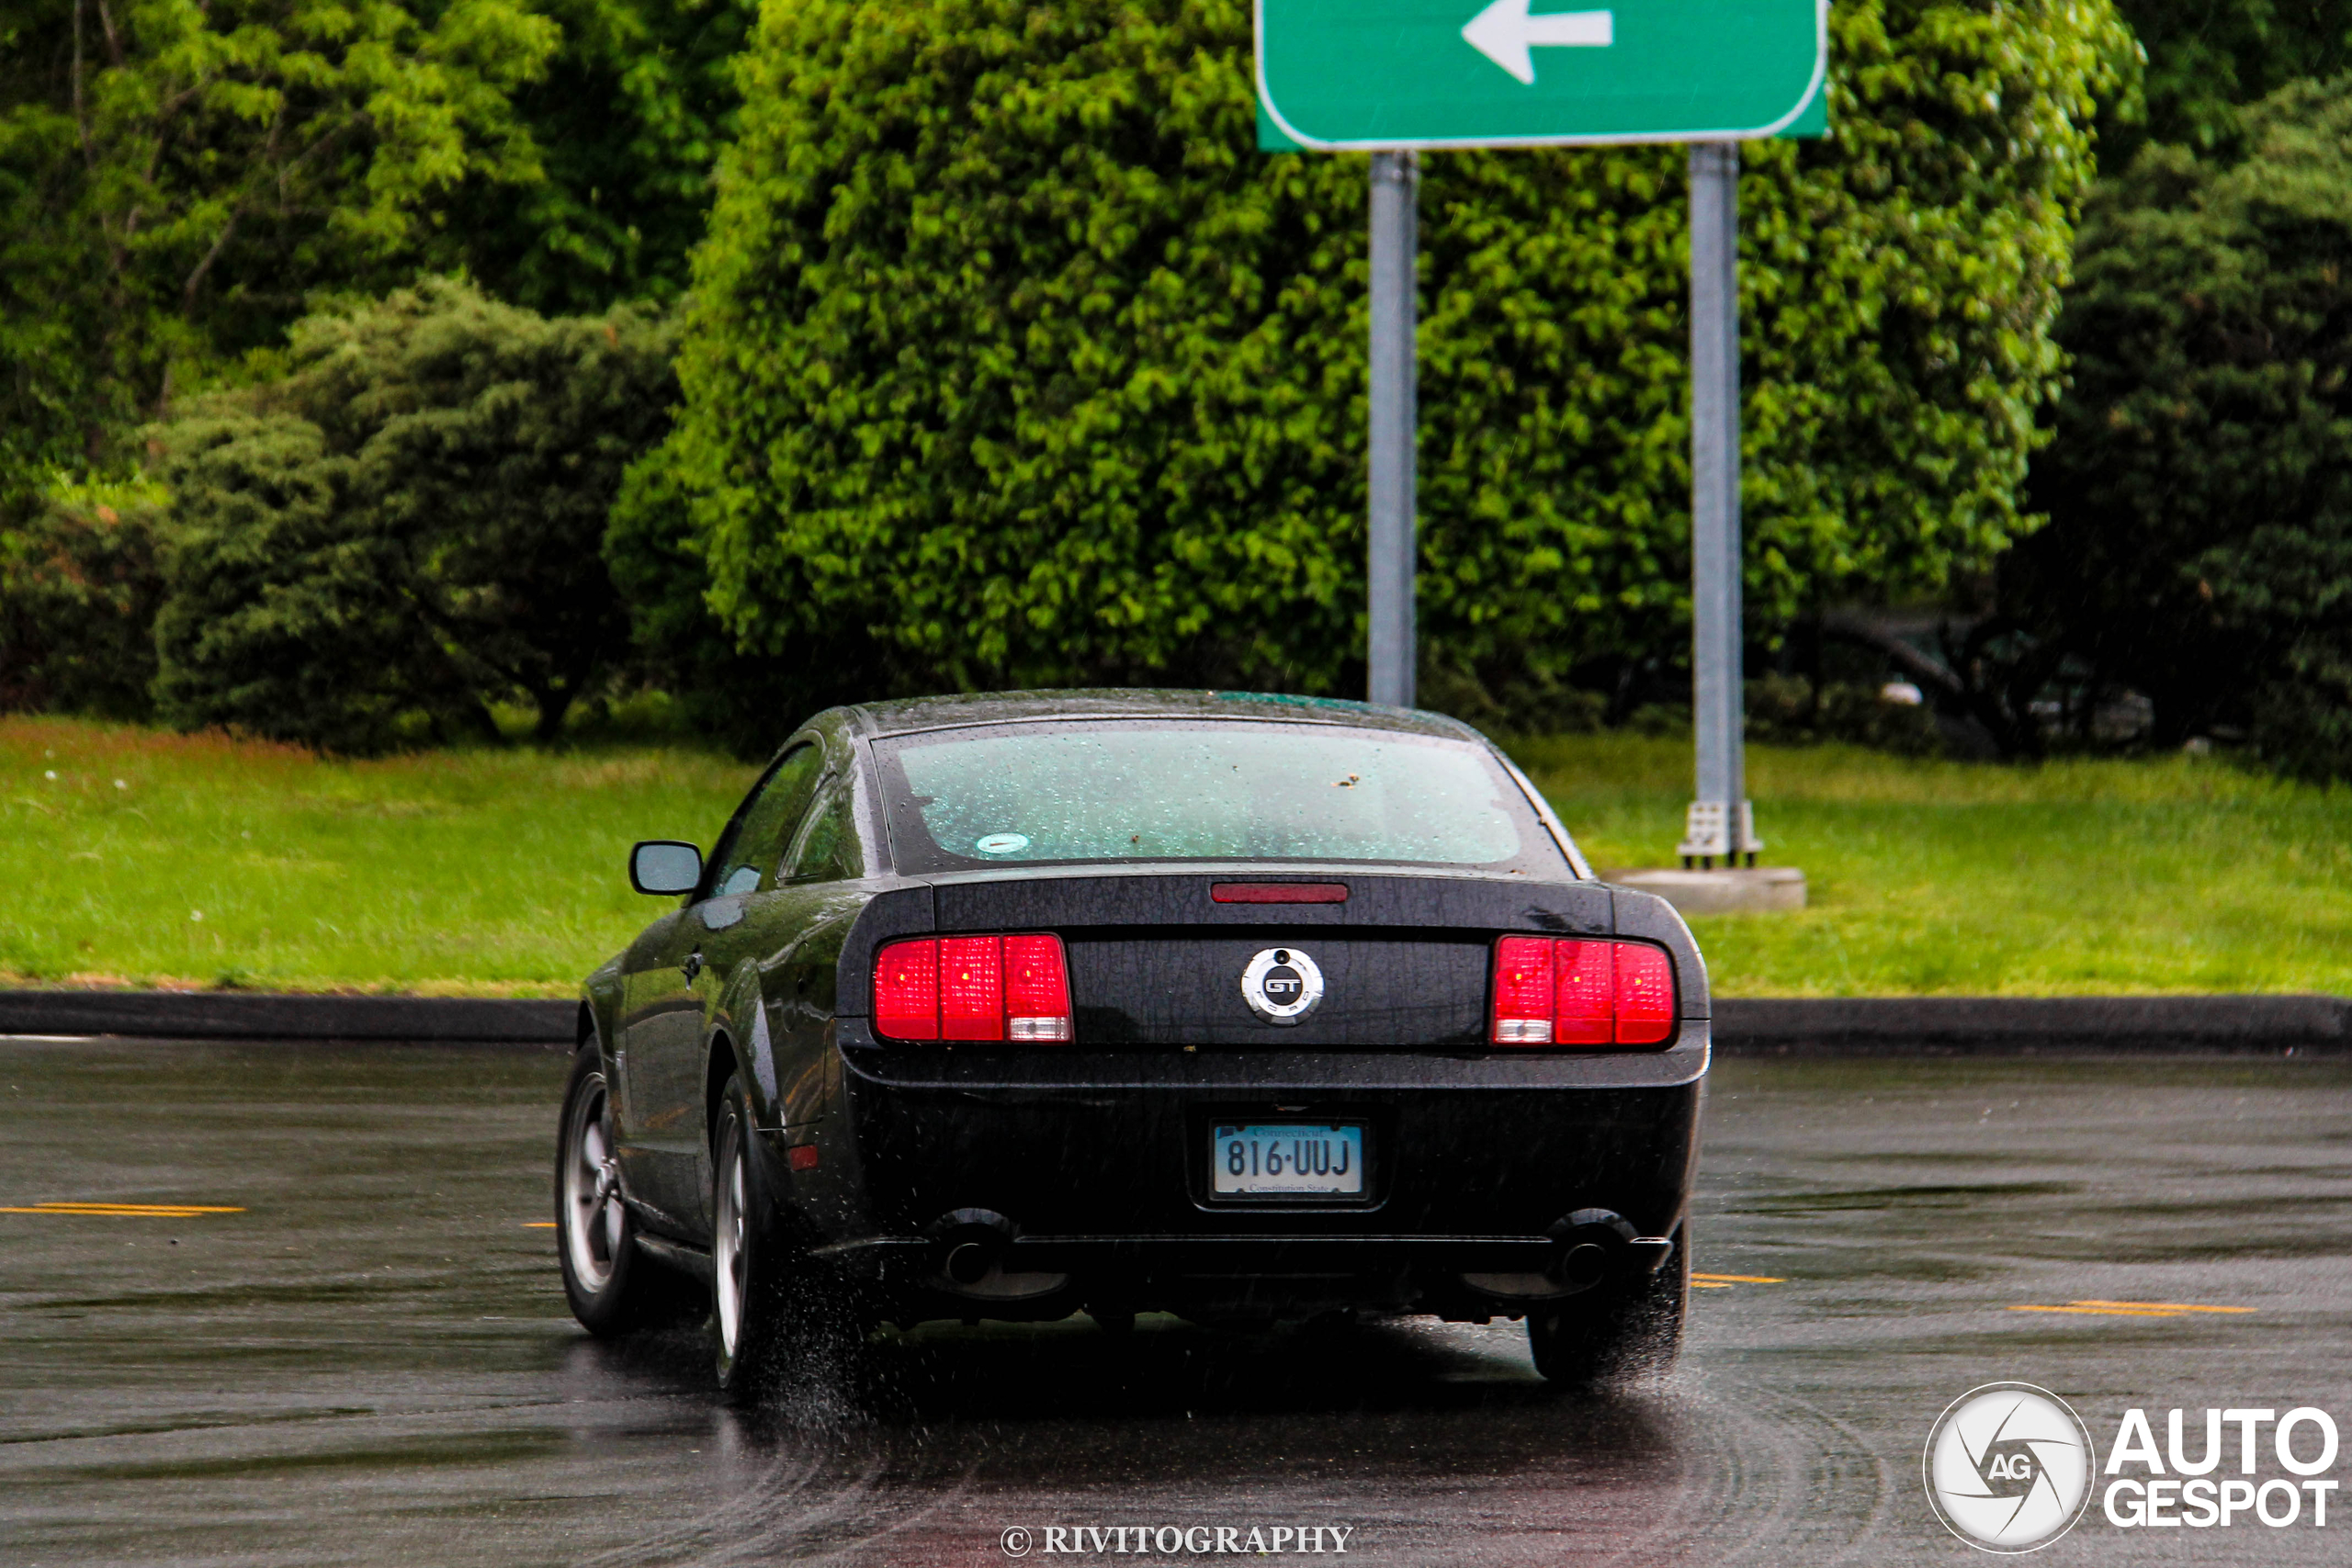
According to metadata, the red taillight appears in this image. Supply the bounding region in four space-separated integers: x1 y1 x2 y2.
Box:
1489 937 1678 1048
939 935 1002 1040
1003 933 1073 1041
1613 942 1676 1044
873 934 1071 1043
1491 936 1555 1043
1555 940 1614 1044
874 939 939 1040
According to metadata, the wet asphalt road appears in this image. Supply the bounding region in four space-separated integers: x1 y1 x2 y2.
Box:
4 1040 2349 1567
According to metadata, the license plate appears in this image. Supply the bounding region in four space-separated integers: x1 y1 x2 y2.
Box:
1210 1122 1365 1197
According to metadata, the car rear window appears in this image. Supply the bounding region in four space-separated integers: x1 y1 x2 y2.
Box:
871 720 1570 876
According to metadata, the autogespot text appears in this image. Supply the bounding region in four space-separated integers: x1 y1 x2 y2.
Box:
2104 1407 2340 1529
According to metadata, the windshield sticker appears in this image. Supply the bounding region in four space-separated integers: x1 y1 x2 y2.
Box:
974 832 1031 855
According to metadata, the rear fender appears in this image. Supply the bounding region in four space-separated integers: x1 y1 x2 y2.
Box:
832 883 941 1021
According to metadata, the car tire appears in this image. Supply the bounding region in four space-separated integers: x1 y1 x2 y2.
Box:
555 1039 671 1334
1526 1222 1690 1387
710 1073 847 1399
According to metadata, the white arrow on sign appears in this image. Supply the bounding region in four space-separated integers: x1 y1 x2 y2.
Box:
1460 0 1613 84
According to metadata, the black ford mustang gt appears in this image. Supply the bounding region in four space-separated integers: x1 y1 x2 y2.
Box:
555 690 1708 1392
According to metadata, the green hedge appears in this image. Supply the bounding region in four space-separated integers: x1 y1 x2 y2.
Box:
153 280 675 751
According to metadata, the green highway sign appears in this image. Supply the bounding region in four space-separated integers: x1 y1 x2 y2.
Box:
1255 0 1826 149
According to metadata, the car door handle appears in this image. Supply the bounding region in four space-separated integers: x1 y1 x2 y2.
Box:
682 952 704 983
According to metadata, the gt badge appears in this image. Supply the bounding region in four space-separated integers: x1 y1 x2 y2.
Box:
1240 947 1325 1026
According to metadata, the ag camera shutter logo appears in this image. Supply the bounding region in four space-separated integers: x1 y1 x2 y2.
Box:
1924 1382 2098 1552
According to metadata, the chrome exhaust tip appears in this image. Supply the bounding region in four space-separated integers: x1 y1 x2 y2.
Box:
944 1237 999 1285
923 1208 1069 1302
1463 1209 1672 1301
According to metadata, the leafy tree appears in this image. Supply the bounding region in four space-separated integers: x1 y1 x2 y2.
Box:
621 0 2126 725
2016 77 2352 773
155 278 675 750
2103 0 2352 160
452 0 759 316
0 0 557 519
153 414 461 752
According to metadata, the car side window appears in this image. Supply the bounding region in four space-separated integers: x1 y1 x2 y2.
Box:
705 744 825 898
785 774 864 884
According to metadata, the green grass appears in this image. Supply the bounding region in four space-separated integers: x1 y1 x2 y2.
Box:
5 716 2347 997
0 716 755 996
1515 732 2352 997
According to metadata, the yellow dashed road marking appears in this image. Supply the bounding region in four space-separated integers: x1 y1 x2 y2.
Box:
2009 1300 2256 1319
0 1201 243 1217
2068 1299 2255 1314
1692 1272 1785 1284
522 1221 557 1228
29 1213 244 1222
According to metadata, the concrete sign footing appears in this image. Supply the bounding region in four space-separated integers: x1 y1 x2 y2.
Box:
1607 865 1806 916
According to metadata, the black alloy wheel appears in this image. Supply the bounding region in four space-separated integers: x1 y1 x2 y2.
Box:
711 1072 827 1398
556 1038 664 1333
1526 1221 1690 1387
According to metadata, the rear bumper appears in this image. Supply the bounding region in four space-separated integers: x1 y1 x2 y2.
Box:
815 1230 1678 1325
817 1233 1571 1272
802 1020 1707 1319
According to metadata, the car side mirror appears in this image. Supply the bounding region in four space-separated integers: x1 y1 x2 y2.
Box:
629 840 702 897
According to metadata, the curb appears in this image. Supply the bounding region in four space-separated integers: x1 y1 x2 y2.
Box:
2 989 2345 1055
0 989 575 1045
1713 995 2351 1055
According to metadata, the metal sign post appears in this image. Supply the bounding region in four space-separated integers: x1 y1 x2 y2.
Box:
1365 150 1419 710
1678 142 1758 868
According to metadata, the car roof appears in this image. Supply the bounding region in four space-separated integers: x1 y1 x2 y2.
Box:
841 688 1483 742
